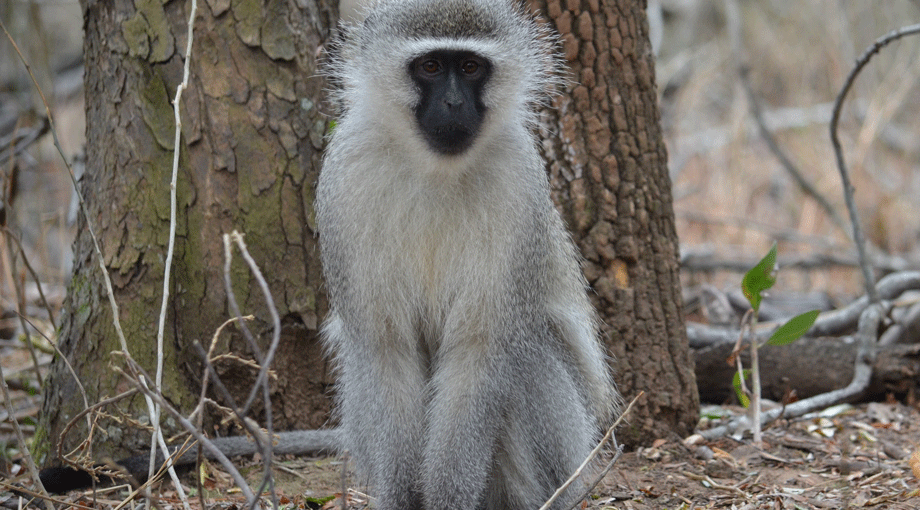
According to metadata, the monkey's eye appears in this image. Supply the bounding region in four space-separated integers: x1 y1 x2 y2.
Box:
461 60 480 75
420 60 441 74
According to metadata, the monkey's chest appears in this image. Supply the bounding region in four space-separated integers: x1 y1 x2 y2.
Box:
375 219 508 323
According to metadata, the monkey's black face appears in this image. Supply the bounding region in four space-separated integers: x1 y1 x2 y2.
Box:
410 50 491 156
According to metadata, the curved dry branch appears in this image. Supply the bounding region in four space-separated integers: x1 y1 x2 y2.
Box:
829 22 920 305
222 231 282 510
687 270 920 348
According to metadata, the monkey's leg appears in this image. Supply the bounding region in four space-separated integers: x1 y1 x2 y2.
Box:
421 334 594 510
420 339 509 510
484 349 595 510
333 325 427 510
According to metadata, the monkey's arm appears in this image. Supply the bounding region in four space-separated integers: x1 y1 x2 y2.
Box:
38 429 340 494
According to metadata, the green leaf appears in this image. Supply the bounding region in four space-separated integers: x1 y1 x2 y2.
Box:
305 495 336 509
767 309 820 346
732 369 752 408
742 242 778 312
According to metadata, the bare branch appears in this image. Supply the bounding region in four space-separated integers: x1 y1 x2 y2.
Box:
738 66 848 236
1 225 57 329
687 270 920 348
147 1 199 506
829 22 920 304
121 359 260 507
540 392 643 510
222 231 282 509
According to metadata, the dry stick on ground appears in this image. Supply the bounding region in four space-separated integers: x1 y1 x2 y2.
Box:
680 247 917 273
687 270 920 348
829 22 920 305
738 66 849 237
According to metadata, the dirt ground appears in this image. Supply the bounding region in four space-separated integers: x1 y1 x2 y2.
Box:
595 402 920 510
8 401 916 510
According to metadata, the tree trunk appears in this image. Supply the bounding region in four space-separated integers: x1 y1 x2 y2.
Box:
38 0 336 461
536 0 699 444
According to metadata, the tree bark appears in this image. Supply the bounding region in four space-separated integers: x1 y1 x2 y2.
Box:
38 0 336 461
535 0 699 444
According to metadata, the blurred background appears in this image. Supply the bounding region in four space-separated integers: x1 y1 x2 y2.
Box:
1 0 919 335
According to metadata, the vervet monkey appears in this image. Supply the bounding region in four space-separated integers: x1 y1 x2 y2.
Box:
316 1 618 509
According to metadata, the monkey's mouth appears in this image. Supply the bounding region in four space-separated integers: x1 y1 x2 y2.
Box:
424 123 477 156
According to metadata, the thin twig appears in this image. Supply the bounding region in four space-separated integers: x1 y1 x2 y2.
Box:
1 226 57 328
738 67 849 236
3 244 46 389
539 391 643 510
0 363 54 510
17 315 89 420
0 117 49 165
147 2 198 507
223 238 266 364
227 232 282 416
564 432 624 510
829 22 920 304
223 231 281 510
56 389 141 470
119 359 260 507
192 342 262 434
196 315 251 510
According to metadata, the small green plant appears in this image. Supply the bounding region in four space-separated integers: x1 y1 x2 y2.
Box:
732 242 820 444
